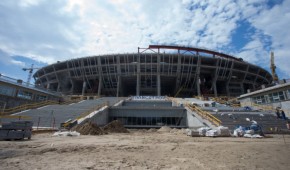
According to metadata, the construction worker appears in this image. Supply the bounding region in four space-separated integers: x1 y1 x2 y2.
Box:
280 109 287 120
275 108 281 119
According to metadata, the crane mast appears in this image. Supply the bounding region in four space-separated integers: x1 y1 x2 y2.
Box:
270 52 279 83
22 64 39 86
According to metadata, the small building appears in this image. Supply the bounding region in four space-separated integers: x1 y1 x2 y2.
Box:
238 81 290 117
0 74 62 110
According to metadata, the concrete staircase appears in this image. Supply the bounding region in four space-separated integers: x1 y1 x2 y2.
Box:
1 97 123 128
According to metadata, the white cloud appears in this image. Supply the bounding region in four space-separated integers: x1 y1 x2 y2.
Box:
237 0 290 78
0 0 289 79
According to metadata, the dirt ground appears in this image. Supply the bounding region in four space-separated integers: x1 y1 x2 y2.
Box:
1 130 290 170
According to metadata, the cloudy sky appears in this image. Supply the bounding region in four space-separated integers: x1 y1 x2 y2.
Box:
0 0 289 83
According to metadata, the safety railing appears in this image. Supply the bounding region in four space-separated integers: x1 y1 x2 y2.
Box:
0 100 59 115
61 104 108 128
187 104 222 127
252 103 275 112
0 115 31 120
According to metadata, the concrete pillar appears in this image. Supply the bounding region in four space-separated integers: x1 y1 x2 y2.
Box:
82 81 86 96
197 77 201 96
136 54 141 96
57 83 61 92
98 76 102 96
46 83 50 89
240 83 245 94
226 82 230 97
175 54 182 93
97 56 102 96
213 81 217 97
196 54 201 97
157 75 161 96
116 76 121 97
136 75 140 96
157 54 161 96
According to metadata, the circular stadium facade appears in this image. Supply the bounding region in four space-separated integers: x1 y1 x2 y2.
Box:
33 45 273 97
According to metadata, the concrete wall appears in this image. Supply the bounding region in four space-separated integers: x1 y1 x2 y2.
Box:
109 107 187 127
90 108 109 126
122 101 172 107
110 108 186 117
78 107 109 126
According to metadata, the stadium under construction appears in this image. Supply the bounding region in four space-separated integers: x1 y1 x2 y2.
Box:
33 45 273 97
0 45 289 134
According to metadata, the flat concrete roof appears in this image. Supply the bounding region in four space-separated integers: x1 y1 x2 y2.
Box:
238 82 290 99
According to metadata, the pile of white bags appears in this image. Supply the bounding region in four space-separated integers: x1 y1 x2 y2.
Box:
216 126 230 137
205 129 218 137
198 127 211 136
52 131 80 137
233 126 245 137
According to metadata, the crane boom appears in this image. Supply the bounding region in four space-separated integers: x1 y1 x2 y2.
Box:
22 64 40 86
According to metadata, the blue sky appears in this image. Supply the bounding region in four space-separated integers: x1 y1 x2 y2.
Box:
0 0 289 83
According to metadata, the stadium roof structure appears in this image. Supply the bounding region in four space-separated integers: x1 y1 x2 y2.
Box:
34 45 272 97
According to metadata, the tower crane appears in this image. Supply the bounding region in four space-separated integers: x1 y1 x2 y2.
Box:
22 64 40 86
270 52 279 84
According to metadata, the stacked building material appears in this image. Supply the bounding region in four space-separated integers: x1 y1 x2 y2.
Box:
0 121 33 140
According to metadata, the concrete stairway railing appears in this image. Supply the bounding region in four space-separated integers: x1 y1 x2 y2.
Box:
187 104 222 127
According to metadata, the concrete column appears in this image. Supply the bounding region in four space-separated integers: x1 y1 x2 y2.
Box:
157 75 161 96
116 76 121 97
196 54 201 96
157 54 161 96
82 81 86 96
97 56 102 96
197 77 201 96
57 83 61 92
213 82 217 97
46 83 50 89
136 74 140 96
136 54 141 96
226 61 234 97
240 83 245 94
175 54 182 93
212 58 220 97
226 82 230 97
98 76 102 96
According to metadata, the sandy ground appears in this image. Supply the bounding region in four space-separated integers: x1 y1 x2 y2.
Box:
1 130 290 170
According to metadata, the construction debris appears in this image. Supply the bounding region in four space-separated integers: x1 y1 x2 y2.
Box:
186 129 200 137
206 129 218 137
52 131 80 137
102 120 129 133
216 126 230 137
157 126 172 133
71 122 105 135
0 121 33 140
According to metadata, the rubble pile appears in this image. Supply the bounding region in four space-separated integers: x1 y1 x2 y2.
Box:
71 122 105 135
103 120 129 133
157 126 172 133
147 128 157 132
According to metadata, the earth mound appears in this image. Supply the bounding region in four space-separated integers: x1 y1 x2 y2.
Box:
157 126 172 133
103 120 129 133
71 122 105 135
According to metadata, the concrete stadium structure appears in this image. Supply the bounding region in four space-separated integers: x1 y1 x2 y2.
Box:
34 45 273 97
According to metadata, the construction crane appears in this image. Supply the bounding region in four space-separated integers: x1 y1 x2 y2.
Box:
22 64 40 86
270 52 279 83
